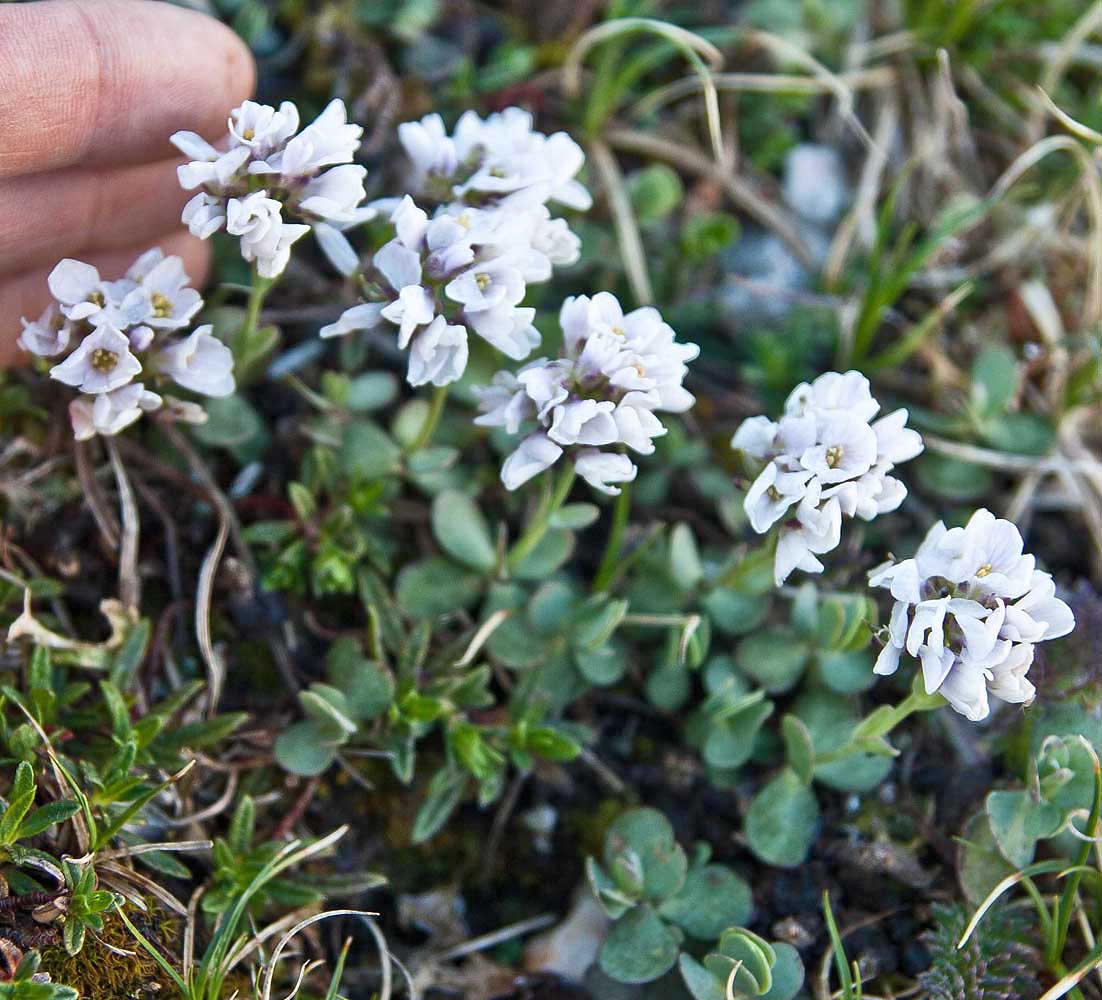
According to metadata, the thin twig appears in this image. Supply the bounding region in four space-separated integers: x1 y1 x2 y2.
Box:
589 140 654 305
74 439 119 550
106 438 141 612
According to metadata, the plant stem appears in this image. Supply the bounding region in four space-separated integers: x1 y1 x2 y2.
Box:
815 682 944 766
106 438 141 612
507 463 576 573
242 271 273 344
593 482 632 592
406 384 449 455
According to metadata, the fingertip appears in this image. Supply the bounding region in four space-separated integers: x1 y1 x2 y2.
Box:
0 0 258 176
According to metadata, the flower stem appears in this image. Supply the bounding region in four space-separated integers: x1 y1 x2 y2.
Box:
815 680 944 766
507 463 576 573
240 270 274 347
406 384 449 455
592 482 632 592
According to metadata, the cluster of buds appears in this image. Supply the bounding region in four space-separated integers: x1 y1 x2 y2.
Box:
319 108 588 386
732 371 923 585
172 99 370 278
18 250 233 439
474 293 698 494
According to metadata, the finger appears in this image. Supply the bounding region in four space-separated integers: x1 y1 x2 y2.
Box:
0 0 255 179
0 231 211 369
0 157 194 275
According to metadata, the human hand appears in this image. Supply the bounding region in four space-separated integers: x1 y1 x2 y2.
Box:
0 0 255 368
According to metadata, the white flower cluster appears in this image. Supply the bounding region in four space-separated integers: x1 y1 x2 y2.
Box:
474 292 698 494
318 108 588 387
732 371 924 585
869 509 1074 721
18 251 233 440
172 99 370 278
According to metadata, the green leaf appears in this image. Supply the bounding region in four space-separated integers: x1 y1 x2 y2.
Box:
274 720 341 777
745 769 819 868
971 344 1018 415
681 211 740 262
816 649 877 694
761 942 804 1000
916 454 993 501
702 698 773 770
573 644 626 686
396 558 483 618
735 630 810 693
985 789 1064 868
628 164 684 223
339 419 401 480
679 953 727 1000
550 503 600 530
702 588 770 636
299 685 358 738
412 769 467 844
573 597 630 650
707 928 775 995
659 863 753 939
781 715 815 785
346 371 398 411
669 523 703 591
603 808 688 903
327 645 394 721
17 800 80 839
431 490 496 572
599 905 681 984
523 725 581 762
512 528 574 580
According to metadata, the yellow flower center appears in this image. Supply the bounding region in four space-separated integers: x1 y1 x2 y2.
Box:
611 325 625 336
475 272 492 292
825 445 844 468
489 166 507 178
976 564 992 578
243 127 255 140
151 292 172 318
90 348 118 373
767 485 783 502
632 363 646 377
88 290 105 308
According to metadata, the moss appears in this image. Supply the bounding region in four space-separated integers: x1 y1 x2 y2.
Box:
39 910 180 999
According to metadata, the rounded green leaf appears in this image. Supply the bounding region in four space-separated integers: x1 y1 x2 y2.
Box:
432 490 496 572
598 905 681 984
659 864 753 939
760 942 804 1000
396 557 483 618
604 807 688 903
274 720 341 777
986 789 1064 868
745 769 819 868
735 630 810 693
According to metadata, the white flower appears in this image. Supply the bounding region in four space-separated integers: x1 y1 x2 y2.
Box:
869 509 1075 721
48 259 110 322
575 450 636 495
226 192 310 278
255 99 362 177
18 304 72 357
501 432 563 490
297 165 368 222
155 326 235 398
398 113 458 185
477 294 697 492
407 317 468 387
127 250 203 330
50 325 142 394
69 383 162 441
319 302 386 340
773 484 842 584
229 100 300 155
182 192 228 239
733 370 923 584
